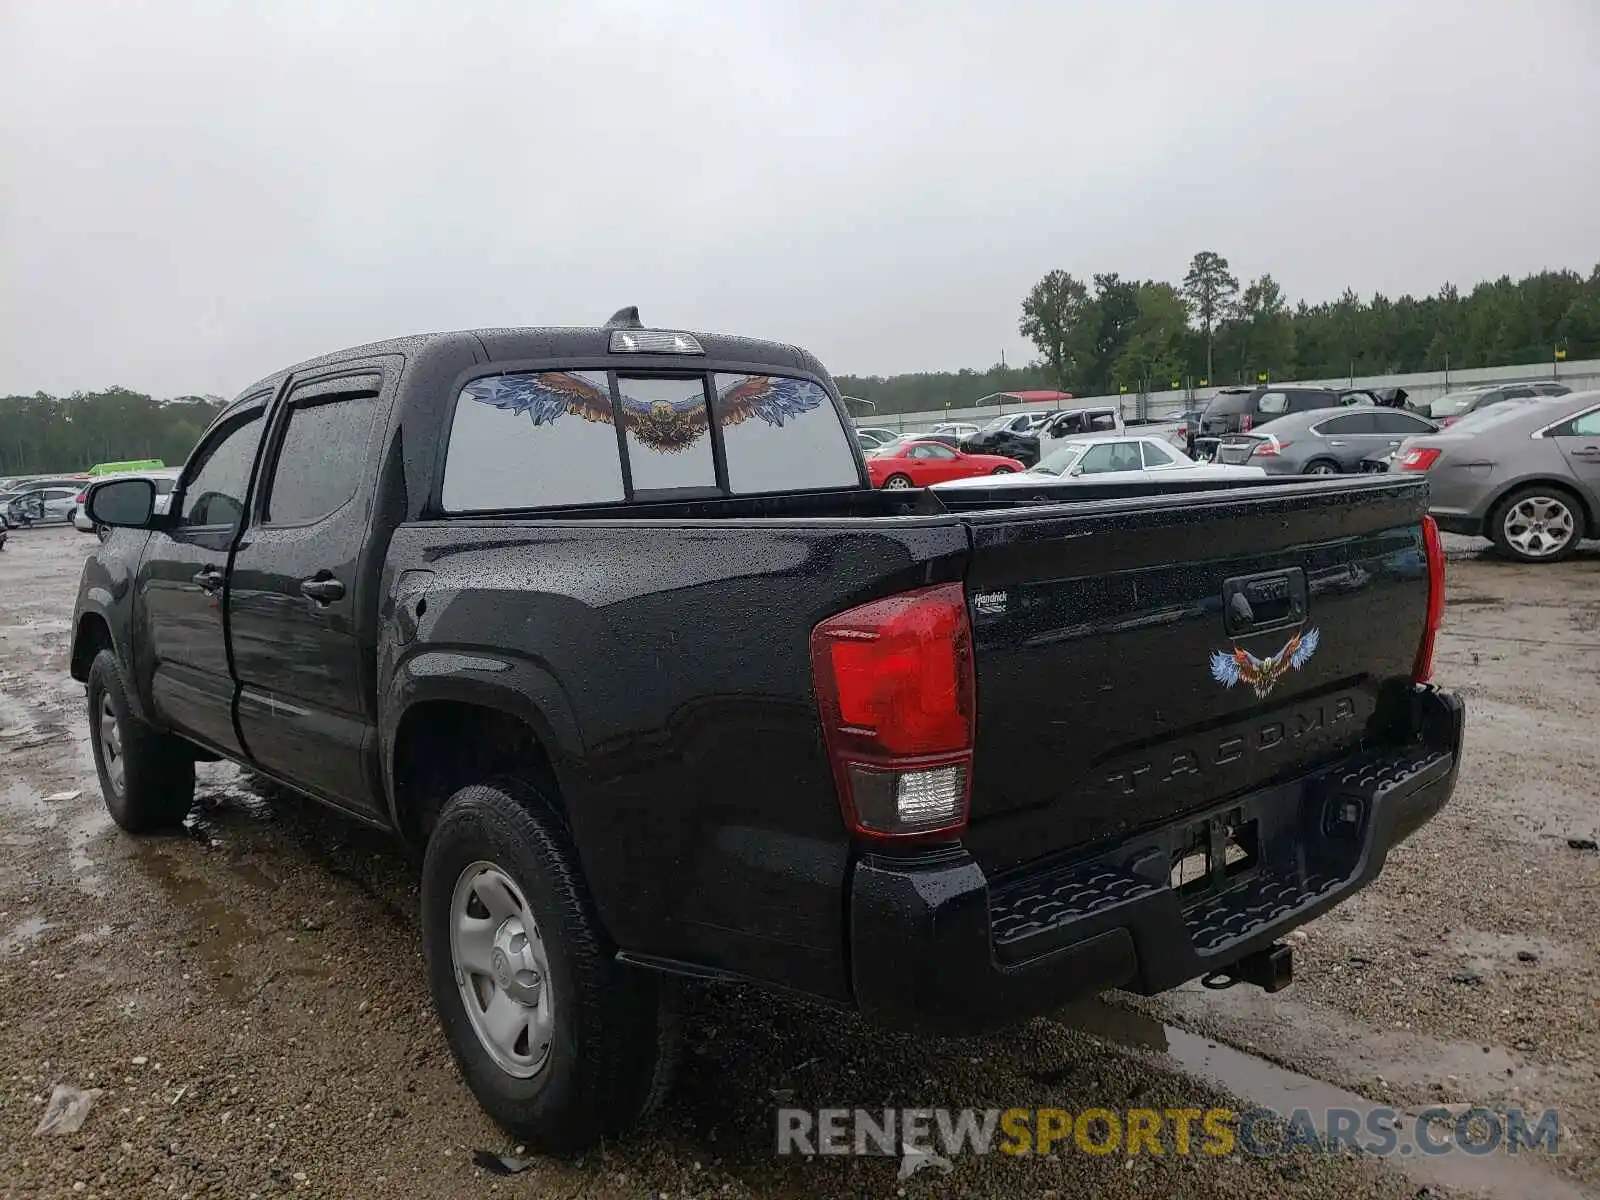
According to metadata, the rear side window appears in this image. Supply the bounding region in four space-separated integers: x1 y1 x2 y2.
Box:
1087 412 1118 432
444 371 625 511
1141 440 1176 467
1316 413 1378 435
265 383 380 524
1257 392 1289 415
712 374 857 494
1373 411 1434 434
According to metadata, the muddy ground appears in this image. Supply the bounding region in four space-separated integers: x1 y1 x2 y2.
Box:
0 526 1594 1199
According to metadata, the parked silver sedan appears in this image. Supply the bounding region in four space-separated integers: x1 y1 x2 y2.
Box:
1393 390 1600 562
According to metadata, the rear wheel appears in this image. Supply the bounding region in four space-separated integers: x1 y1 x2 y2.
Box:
883 474 913 489
421 778 675 1153
87 649 195 832
1490 487 1583 563
1304 460 1340 476
991 466 1015 475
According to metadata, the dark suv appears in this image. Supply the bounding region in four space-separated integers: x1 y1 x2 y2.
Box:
1190 386 1348 460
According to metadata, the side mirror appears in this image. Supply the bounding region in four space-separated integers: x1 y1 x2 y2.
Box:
87 478 157 529
1068 465 1085 478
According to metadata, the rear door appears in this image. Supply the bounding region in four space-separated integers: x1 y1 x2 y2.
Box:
138 400 269 756
956 479 1431 874
1312 411 1387 469
228 367 389 816
1549 403 1600 505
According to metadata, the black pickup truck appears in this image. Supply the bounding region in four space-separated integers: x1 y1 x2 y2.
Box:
71 312 1461 1152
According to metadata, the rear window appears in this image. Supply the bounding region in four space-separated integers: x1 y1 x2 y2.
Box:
442 368 855 511
1445 402 1539 435
1203 392 1255 415
1429 390 1492 418
444 370 626 511
712 373 858 494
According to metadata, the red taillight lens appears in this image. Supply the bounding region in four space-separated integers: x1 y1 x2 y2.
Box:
1249 439 1285 457
75 492 87 504
1176 423 1187 436
1398 448 1441 472
810 583 975 841
1240 414 1254 432
1413 515 1445 683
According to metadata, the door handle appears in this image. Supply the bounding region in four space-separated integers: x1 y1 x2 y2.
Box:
192 566 224 592
300 575 345 603
1328 440 1345 447
1571 446 1600 460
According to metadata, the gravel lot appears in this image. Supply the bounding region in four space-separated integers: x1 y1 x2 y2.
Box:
0 525 1594 1199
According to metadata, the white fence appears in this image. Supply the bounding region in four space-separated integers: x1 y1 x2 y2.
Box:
852 357 1600 432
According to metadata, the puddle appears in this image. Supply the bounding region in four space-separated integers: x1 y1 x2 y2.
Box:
137 851 268 1002
1 914 50 954
1060 998 1584 1200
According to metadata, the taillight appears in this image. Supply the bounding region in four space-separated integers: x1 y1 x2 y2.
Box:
1440 416 1458 427
1249 439 1286 457
75 492 87 504
1413 515 1445 683
1398 448 1441 472
1176 423 1187 437
1240 414 1254 432
810 583 975 842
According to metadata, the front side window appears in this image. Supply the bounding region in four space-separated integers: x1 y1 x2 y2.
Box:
180 411 265 529
265 383 380 524
444 371 624 511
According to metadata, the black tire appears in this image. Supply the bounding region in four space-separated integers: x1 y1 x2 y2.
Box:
1488 485 1585 564
1304 460 1341 476
87 649 195 832
421 778 675 1153
991 466 1015 475
883 474 913 490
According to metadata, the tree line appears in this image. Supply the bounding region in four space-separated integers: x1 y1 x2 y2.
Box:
840 260 1600 416
0 389 224 477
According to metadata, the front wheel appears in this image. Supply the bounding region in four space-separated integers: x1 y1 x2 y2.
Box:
421 778 675 1153
1490 487 1583 563
882 474 914 489
87 650 195 832
991 466 1015 475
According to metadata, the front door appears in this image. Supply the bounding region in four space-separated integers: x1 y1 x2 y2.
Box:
229 371 387 816
138 402 268 756
1552 405 1600 500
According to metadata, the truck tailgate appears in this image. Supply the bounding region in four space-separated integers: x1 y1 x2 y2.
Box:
956 477 1431 876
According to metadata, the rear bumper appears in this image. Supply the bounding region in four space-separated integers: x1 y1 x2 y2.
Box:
1429 509 1484 537
849 685 1464 1034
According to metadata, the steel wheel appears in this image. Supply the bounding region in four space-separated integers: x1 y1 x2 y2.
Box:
97 693 125 796
883 474 913 489
451 862 555 1079
1503 495 1576 559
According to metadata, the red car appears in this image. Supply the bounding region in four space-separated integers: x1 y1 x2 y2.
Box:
866 440 1025 489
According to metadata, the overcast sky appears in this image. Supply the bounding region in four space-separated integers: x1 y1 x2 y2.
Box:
3 1 1598 397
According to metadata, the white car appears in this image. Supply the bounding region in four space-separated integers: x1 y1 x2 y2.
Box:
929 422 980 438
931 434 1267 490
74 470 181 532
